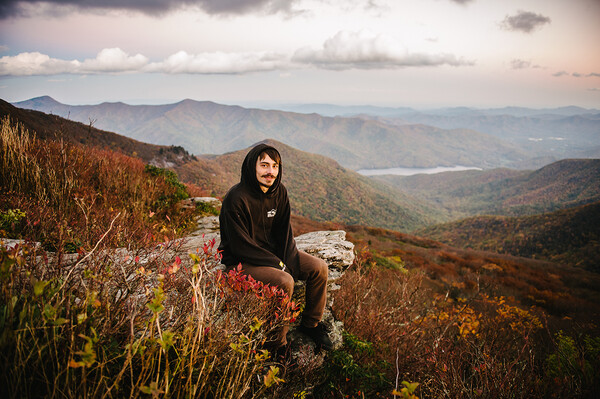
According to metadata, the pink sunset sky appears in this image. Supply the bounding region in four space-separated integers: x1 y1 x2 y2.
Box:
1 0 599 108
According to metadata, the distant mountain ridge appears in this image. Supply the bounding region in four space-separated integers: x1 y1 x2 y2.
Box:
375 159 600 219
273 102 600 167
273 103 600 118
13 96 528 170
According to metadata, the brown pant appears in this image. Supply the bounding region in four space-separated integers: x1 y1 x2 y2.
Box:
235 251 328 347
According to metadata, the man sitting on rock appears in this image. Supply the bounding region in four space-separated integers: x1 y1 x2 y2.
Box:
218 142 332 352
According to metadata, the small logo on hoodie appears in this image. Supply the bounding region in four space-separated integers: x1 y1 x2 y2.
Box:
267 209 277 218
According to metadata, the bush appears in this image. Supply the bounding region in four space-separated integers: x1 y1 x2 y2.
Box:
0 239 296 398
328 249 588 398
0 117 195 252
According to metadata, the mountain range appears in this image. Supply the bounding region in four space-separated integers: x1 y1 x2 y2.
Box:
374 159 600 219
14 96 530 170
5 98 600 230
3 98 600 271
257 102 600 168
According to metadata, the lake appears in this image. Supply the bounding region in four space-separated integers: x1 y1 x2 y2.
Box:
357 165 482 176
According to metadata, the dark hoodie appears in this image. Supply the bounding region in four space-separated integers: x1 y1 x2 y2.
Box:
218 143 300 278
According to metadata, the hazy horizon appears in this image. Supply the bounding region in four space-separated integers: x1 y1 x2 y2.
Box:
12 94 600 113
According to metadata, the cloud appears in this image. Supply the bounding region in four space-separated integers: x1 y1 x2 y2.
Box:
145 50 287 74
0 0 299 19
0 48 148 76
574 72 600 78
501 10 551 33
0 48 286 76
0 52 80 75
80 48 148 73
552 70 600 78
0 32 477 77
292 30 473 70
449 0 475 4
510 59 531 69
510 58 542 70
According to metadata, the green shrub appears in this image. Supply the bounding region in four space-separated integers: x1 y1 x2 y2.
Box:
144 164 189 206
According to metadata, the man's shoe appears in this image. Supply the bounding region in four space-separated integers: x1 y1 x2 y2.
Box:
298 322 333 351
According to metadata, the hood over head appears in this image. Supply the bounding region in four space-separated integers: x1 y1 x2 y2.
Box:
240 143 282 196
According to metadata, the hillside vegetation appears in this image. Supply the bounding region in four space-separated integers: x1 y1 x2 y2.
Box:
417 201 600 273
377 159 600 218
0 99 194 167
0 116 199 251
176 139 447 232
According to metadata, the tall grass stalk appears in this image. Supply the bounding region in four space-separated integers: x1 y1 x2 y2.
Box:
0 237 294 398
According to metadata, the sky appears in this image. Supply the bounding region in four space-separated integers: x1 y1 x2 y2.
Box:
0 0 599 109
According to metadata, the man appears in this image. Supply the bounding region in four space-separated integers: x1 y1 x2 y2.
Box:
218 143 332 351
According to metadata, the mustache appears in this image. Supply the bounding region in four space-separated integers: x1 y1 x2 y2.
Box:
261 174 276 178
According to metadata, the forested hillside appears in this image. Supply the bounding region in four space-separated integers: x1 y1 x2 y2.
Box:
0 99 194 167
377 159 600 218
176 139 447 231
417 201 600 272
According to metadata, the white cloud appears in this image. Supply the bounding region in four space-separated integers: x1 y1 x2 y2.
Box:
292 30 473 70
0 48 148 76
80 48 148 73
0 32 475 77
0 51 80 75
0 47 287 76
145 50 287 74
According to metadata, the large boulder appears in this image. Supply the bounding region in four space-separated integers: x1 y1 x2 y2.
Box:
295 230 355 282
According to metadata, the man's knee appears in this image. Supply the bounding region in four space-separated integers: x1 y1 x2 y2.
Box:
315 258 328 280
270 270 295 296
299 252 329 282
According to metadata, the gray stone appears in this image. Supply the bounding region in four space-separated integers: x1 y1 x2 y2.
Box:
295 230 355 272
180 197 222 209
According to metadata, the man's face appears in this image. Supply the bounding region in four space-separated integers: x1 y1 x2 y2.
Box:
256 153 279 193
